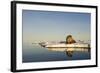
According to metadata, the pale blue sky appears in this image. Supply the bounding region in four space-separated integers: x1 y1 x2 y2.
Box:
22 10 91 44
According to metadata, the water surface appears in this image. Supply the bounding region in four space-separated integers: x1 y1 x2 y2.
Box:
22 43 90 63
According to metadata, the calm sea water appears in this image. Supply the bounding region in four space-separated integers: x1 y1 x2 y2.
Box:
22 44 90 63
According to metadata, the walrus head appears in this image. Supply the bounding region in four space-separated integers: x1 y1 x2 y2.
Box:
66 35 76 44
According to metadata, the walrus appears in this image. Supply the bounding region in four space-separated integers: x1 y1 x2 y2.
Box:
66 35 76 44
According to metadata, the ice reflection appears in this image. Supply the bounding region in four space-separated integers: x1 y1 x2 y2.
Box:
47 47 90 57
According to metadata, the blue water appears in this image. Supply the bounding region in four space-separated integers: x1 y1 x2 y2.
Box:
22 44 90 63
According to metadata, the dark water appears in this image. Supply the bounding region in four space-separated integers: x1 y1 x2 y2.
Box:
22 44 90 63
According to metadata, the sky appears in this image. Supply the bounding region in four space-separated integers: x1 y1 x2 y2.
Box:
22 10 91 44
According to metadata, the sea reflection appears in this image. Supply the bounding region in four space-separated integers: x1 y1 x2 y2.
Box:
47 47 90 57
